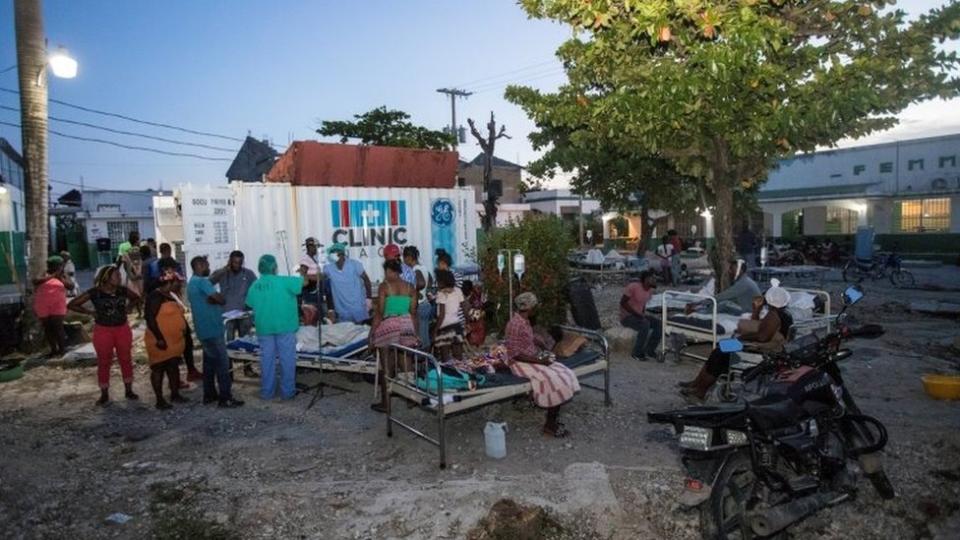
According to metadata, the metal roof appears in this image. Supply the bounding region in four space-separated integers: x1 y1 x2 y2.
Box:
757 182 882 201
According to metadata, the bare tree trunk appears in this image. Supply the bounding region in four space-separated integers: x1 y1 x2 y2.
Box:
639 206 654 255
15 0 48 281
468 112 509 232
15 0 48 351
713 180 736 291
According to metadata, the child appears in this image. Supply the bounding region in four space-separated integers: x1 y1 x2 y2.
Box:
432 270 465 361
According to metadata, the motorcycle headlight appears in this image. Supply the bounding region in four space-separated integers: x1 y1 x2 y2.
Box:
724 430 749 446
679 426 713 451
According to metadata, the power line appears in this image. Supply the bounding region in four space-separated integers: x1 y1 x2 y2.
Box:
452 59 559 89
0 104 237 152
469 66 566 92
0 86 244 143
471 69 568 95
0 120 232 161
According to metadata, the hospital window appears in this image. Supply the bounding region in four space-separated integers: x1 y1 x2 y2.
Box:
853 165 865 176
940 155 956 168
825 207 858 234
908 159 924 171
879 162 893 173
899 198 951 233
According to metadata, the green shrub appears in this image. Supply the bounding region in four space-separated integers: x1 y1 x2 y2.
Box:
481 216 574 333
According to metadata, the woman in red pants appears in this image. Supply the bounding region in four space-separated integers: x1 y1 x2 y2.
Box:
68 265 141 405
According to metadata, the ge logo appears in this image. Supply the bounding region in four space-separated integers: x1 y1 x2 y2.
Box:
432 199 454 226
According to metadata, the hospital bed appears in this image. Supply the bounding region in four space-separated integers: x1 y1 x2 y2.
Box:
226 323 376 375
649 288 832 362
383 325 611 468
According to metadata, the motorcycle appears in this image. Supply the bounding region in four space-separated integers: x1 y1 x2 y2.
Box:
649 285 894 539
842 250 915 288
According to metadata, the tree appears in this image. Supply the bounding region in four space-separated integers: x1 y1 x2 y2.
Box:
317 106 455 150
515 0 960 288
15 0 49 350
502 87 702 248
468 112 511 232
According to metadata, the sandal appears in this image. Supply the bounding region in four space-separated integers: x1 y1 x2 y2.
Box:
542 424 571 438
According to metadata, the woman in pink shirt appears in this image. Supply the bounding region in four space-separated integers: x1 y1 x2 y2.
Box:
33 256 74 358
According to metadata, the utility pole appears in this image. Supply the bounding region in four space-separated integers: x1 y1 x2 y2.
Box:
436 88 472 147
15 0 49 282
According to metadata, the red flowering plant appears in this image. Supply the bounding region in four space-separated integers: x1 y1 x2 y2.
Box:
480 215 574 333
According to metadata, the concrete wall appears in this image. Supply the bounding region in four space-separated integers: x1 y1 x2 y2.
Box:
458 164 524 205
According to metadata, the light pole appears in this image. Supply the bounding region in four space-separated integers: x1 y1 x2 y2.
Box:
14 0 77 282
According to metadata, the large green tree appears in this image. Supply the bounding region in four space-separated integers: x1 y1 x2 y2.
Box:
317 106 455 150
513 0 960 287
505 92 702 245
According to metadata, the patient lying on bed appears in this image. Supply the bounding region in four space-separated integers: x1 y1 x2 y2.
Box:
685 259 760 316
505 292 580 438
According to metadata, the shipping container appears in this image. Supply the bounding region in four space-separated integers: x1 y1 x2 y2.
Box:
161 183 478 283
266 141 458 189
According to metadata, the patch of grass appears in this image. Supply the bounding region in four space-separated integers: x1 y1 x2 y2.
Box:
148 479 239 540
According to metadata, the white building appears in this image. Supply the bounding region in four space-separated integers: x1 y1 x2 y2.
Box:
759 133 959 238
524 189 601 217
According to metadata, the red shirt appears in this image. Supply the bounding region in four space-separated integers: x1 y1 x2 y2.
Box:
621 281 653 319
34 277 67 318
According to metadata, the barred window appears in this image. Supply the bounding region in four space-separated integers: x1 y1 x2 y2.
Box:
899 198 950 233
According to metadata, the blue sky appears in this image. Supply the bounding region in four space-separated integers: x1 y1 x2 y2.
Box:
1 0 958 198
0 0 569 197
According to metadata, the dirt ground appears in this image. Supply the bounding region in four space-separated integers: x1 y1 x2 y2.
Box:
1 266 959 539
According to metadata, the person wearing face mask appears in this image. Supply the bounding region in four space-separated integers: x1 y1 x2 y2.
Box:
322 243 372 323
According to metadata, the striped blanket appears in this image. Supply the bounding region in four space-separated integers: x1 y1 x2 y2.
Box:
505 313 580 408
371 315 418 348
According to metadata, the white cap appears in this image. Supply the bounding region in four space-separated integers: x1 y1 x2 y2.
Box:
765 278 791 308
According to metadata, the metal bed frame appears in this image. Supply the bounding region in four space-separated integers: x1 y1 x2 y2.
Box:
383 325 611 468
656 288 833 362
227 343 376 374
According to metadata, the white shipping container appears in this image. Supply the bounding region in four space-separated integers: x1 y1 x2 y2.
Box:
231 183 478 283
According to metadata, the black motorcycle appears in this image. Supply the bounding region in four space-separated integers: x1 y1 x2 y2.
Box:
649 286 894 539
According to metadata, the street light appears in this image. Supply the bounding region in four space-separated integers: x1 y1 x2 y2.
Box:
47 47 77 79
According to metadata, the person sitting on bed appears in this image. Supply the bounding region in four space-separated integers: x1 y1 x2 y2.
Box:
679 281 793 402
620 270 662 362
505 292 581 438
433 270 465 362
369 259 420 413
685 258 760 315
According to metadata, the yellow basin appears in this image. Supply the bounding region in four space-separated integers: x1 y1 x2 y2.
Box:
922 374 960 401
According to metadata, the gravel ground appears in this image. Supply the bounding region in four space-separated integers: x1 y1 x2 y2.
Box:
0 265 958 539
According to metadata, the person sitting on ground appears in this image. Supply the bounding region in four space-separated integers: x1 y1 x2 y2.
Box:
323 243 372 323
68 265 140 405
656 235 675 285
505 292 581 438
619 270 662 362
211 250 259 377
679 280 794 402
33 256 74 358
187 256 244 408
144 263 189 410
433 269 466 361
685 259 760 315
245 254 305 401
369 259 420 413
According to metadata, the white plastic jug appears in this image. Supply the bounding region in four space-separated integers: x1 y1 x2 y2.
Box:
484 421 507 459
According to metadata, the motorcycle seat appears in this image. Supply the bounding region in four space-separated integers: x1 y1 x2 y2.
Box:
746 395 802 431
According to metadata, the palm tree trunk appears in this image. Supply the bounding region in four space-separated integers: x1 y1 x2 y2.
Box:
15 0 49 351
15 0 49 281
